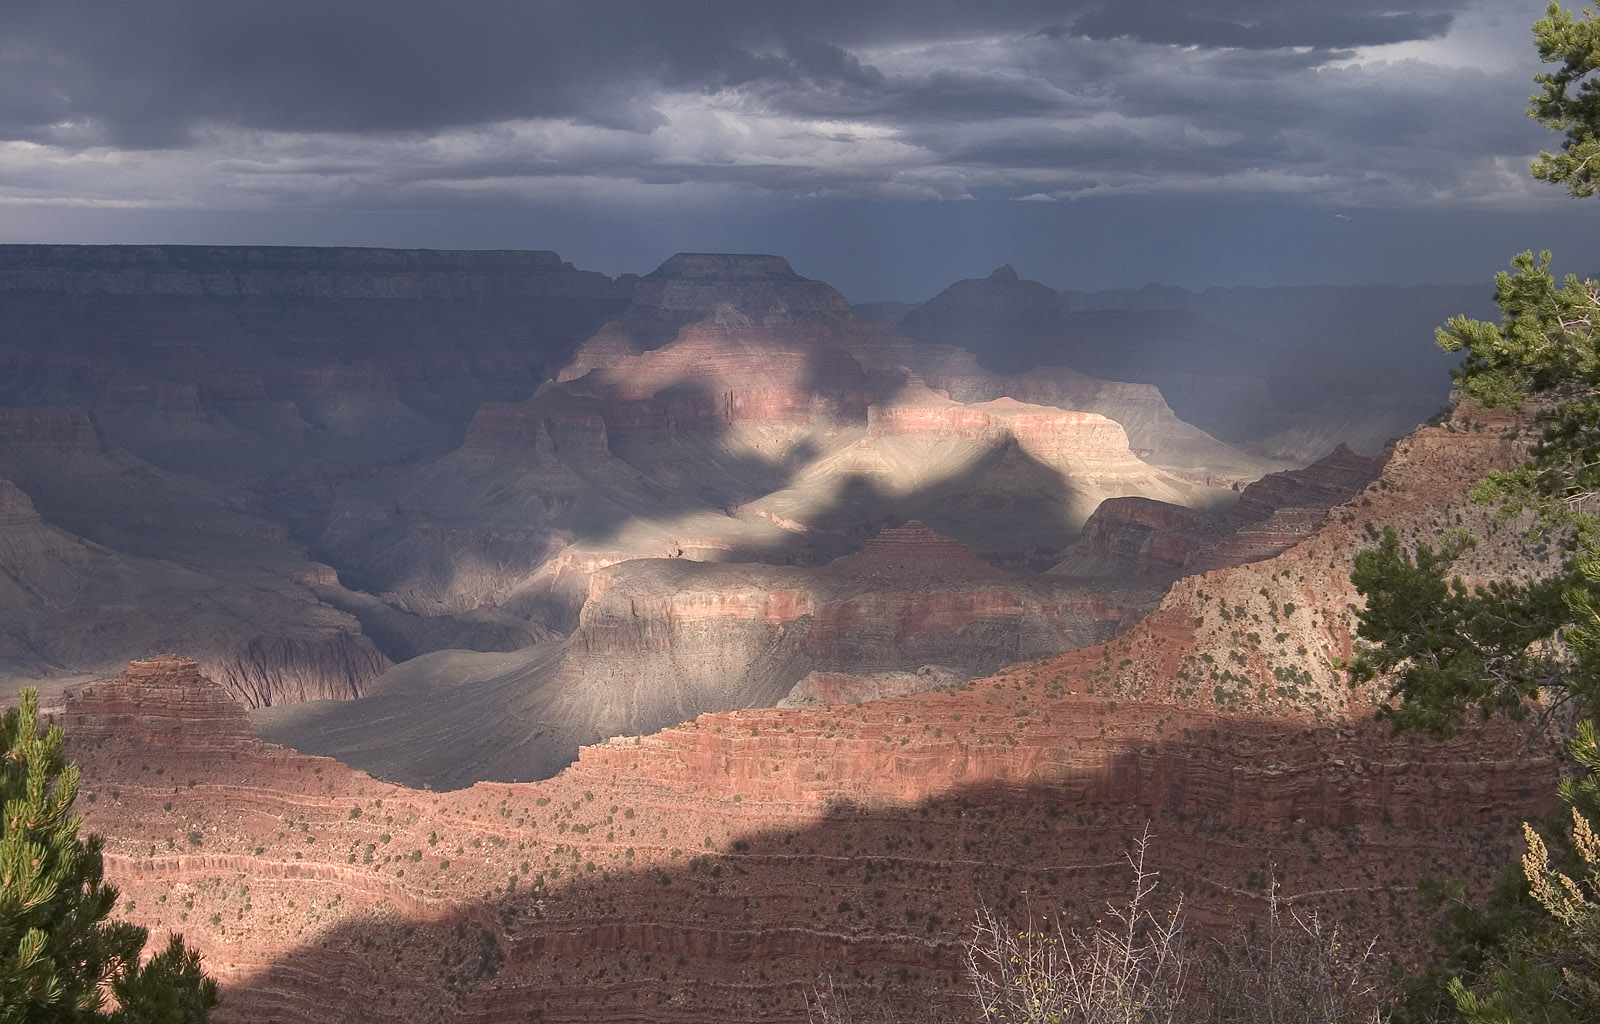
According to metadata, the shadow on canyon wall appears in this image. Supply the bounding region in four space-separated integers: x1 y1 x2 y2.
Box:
217 722 1552 1023
252 442 1111 790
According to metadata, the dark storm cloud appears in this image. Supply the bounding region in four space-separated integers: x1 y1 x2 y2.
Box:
3 0 1039 146
0 0 1555 219
1065 1 1460 50
3 0 1463 146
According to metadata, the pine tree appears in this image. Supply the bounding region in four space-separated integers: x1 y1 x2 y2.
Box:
1531 2 1600 197
0 688 218 1023
1349 6 1600 1018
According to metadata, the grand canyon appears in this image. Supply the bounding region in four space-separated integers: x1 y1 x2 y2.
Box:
1 245 1553 1020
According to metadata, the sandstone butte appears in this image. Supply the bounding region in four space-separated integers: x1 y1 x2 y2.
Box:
58 403 1562 1023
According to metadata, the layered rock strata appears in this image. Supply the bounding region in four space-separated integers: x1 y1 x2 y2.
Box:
0 245 629 703
69 617 1554 1024
5 247 1280 748
51 405 1554 1023
1055 441 1391 583
322 262 1265 626
255 524 1161 787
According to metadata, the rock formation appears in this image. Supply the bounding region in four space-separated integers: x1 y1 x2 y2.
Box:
893 267 1483 460
1055 439 1391 585
4 247 1548 1023
4 245 1296 772
1054 496 1218 579
255 523 1161 788
0 245 629 706
308 252 1275 659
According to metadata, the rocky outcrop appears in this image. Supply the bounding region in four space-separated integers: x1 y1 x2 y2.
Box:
1228 443 1391 526
200 635 390 708
821 520 1008 584
1045 403 1536 721
1056 441 1392 582
257 523 1159 788
1181 441 1391 574
64 655 255 749
1055 496 1218 578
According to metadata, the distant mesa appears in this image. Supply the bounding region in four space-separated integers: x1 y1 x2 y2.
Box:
628 252 855 322
0 243 615 300
647 252 801 280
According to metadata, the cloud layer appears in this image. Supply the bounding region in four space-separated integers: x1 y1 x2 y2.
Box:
0 0 1563 224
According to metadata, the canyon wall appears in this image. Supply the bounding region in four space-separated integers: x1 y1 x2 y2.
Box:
255 523 1160 788
1055 440 1392 582
69 620 1553 1024
46 401 1557 1022
6 246 1324 786
0 245 634 705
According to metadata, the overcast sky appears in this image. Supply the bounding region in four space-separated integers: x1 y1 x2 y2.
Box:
2 0 1595 300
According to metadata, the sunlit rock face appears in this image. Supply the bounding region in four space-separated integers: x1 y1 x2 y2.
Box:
1053 441 1392 583
311 250 1272 641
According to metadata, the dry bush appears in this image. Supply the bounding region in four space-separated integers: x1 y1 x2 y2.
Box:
1200 879 1393 1024
809 830 1394 1024
966 828 1189 1024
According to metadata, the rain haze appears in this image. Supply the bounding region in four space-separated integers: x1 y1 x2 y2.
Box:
2 0 1595 299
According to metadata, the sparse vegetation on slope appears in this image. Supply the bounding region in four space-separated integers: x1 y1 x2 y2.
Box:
810 830 1394 1024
